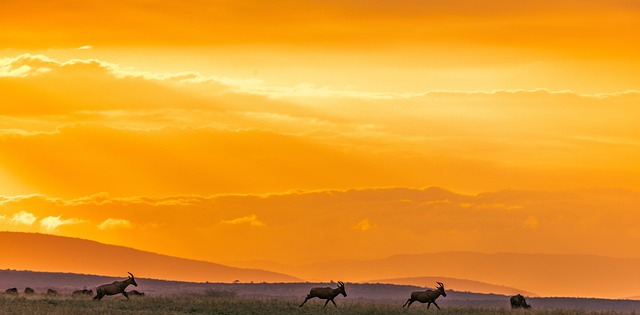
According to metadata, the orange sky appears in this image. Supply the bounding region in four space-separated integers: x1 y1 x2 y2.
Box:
2 0 640 297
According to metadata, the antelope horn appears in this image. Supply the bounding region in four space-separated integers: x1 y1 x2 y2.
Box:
437 281 444 286
128 272 134 278
338 281 344 286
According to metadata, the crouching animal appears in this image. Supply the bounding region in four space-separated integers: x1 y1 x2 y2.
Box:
510 294 531 309
299 281 347 308
402 281 447 310
93 272 138 301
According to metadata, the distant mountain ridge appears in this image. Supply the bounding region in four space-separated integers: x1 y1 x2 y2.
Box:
0 232 298 283
364 276 536 297
5 232 640 299
231 252 640 299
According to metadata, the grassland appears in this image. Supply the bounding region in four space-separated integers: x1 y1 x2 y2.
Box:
1 294 638 315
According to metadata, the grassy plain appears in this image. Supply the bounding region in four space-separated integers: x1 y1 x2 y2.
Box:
0 294 638 315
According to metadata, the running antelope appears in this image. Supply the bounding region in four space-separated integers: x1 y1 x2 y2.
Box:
93 272 138 301
299 281 347 308
402 281 447 310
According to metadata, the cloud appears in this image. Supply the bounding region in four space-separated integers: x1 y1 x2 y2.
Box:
221 214 266 227
10 210 37 225
3 53 640 143
39 216 83 231
3 187 640 264
69 192 115 206
353 219 377 232
78 45 93 50
4 53 638 104
0 53 250 92
98 218 132 230
0 54 105 78
0 54 224 121
3 53 640 196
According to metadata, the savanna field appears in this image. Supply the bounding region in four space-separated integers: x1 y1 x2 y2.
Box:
2 292 640 315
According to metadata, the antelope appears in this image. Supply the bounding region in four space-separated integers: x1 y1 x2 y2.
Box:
93 272 138 301
24 287 35 294
402 281 447 310
299 281 347 308
5 288 18 295
510 294 531 309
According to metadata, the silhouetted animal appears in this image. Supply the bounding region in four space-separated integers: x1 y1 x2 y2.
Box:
5 288 18 295
24 287 35 294
47 289 58 295
93 272 138 301
73 289 93 296
127 290 145 296
402 281 447 310
510 294 531 309
299 281 347 308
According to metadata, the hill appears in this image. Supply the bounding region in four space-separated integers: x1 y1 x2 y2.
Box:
232 252 640 299
0 232 298 283
364 276 535 297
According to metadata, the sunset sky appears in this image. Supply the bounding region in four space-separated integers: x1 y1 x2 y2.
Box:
2 0 640 296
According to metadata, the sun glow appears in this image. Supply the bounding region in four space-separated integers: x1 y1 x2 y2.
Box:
2 0 640 298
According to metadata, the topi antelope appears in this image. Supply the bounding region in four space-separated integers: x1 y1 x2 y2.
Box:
93 272 138 301
510 294 531 309
299 281 347 308
402 281 447 310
